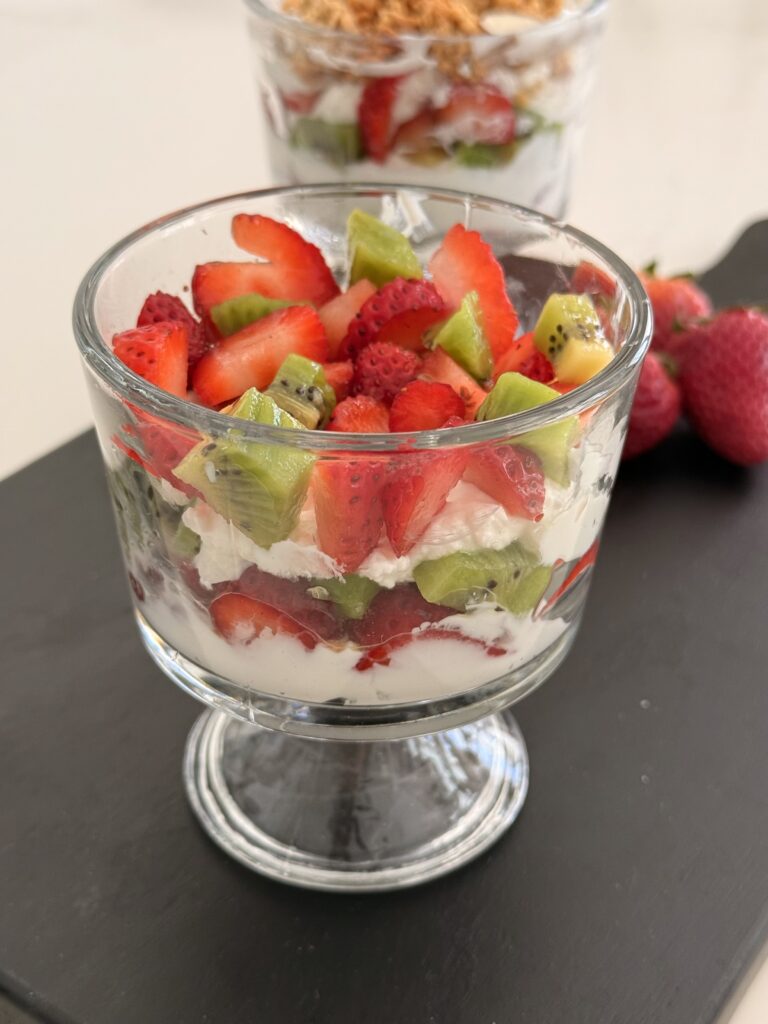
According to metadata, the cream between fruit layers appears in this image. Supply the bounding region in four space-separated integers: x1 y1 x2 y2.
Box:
108 206 620 707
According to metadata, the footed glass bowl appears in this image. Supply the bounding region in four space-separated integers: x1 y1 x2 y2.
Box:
73 185 651 891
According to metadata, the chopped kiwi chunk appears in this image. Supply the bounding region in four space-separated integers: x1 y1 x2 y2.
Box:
454 142 518 168
347 209 423 287
429 291 493 380
413 542 551 615
308 574 381 620
266 354 336 429
211 293 302 336
533 293 613 385
290 118 362 166
477 372 578 486
174 389 315 548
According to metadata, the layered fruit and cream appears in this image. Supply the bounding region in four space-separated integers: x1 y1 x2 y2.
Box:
106 206 622 705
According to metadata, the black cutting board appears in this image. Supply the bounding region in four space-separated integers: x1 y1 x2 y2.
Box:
1 224 767 1024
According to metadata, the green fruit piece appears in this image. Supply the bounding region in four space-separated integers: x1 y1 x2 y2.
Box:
429 291 493 380
210 293 301 336
168 520 201 561
266 353 336 429
454 142 517 168
413 542 551 615
290 118 362 167
174 389 315 548
347 209 423 287
533 293 613 385
402 147 449 167
307 574 381 620
477 372 578 486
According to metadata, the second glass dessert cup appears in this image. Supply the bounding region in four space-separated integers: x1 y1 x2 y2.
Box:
74 185 651 891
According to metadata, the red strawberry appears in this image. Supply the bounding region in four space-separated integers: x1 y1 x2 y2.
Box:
231 214 339 306
464 445 545 520
192 262 281 332
355 628 506 671
382 443 467 555
420 348 488 418
113 322 188 397
393 110 440 156
210 592 318 651
313 459 386 570
340 278 447 359
622 351 681 460
235 566 341 642
389 380 464 432
679 308 768 466
435 84 516 145
322 360 355 402
281 90 319 114
352 342 422 405
350 585 453 649
192 305 328 406
493 331 554 383
570 261 616 298
641 271 712 361
358 76 401 162
327 395 390 433
541 541 599 614
137 292 207 371
125 411 199 496
429 225 519 360
318 279 377 358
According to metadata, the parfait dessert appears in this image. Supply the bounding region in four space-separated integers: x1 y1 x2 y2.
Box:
246 0 605 214
91 199 628 708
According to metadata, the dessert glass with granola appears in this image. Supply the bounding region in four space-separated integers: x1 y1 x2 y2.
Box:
245 0 606 215
74 185 650 891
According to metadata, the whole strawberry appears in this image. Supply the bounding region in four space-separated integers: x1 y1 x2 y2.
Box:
622 351 682 460
680 308 768 466
641 270 712 362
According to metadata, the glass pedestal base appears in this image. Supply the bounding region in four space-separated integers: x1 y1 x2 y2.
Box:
183 709 529 892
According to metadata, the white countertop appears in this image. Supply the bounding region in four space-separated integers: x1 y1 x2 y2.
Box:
1 0 767 1013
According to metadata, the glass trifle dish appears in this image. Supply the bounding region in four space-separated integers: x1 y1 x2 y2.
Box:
74 185 650 891
246 0 606 215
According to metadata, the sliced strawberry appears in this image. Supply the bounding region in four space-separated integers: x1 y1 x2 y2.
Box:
318 279 377 358
435 85 516 145
327 395 390 433
350 585 453 649
231 214 339 306
540 541 599 614
340 278 447 359
429 224 519 360
210 592 318 651
358 76 401 163
493 331 554 383
382 443 467 555
124 410 199 496
571 261 616 298
281 90 320 114
113 322 188 398
352 342 422 405
137 292 207 372
389 380 465 432
192 262 282 334
393 109 440 155
192 305 328 406
355 628 506 671
313 459 386 571
235 566 342 642
464 445 545 520
322 360 355 402
420 348 488 418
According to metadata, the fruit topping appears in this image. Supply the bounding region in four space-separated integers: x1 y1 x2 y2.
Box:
318 278 377 358
464 444 545 519
413 542 551 615
420 348 488 417
570 261 616 298
359 76 401 162
352 342 422 405
137 292 207 372
434 84 516 146
622 351 681 460
113 322 188 398
494 331 554 383
174 388 315 547
327 395 390 433
382 442 467 555
389 380 465 432
322 360 355 402
347 209 422 287
428 291 493 380
429 224 519 360
341 278 447 359
313 458 386 571
192 305 328 407
533 293 613 385
266 353 336 428
210 293 303 337
308 574 381 620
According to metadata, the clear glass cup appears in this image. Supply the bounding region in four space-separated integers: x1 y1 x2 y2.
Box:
244 0 606 216
73 185 650 891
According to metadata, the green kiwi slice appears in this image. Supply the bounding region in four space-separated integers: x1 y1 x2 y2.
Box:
429 291 493 380
347 209 422 287
266 354 336 429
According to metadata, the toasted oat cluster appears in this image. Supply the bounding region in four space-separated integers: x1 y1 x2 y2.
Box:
283 0 564 36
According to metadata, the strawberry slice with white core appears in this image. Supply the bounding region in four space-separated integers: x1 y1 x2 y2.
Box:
420 348 488 418
318 279 377 358
192 305 328 407
113 322 188 398
429 224 519 361
435 85 516 146
210 592 318 651
464 445 545 520
313 459 386 571
340 278 447 359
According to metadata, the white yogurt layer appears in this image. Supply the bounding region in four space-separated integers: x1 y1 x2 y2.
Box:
311 81 363 123
141 585 570 705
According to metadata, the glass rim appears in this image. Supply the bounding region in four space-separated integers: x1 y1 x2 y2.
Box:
73 183 652 453
241 0 608 47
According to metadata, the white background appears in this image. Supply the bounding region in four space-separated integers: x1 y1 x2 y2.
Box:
1 0 768 1016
